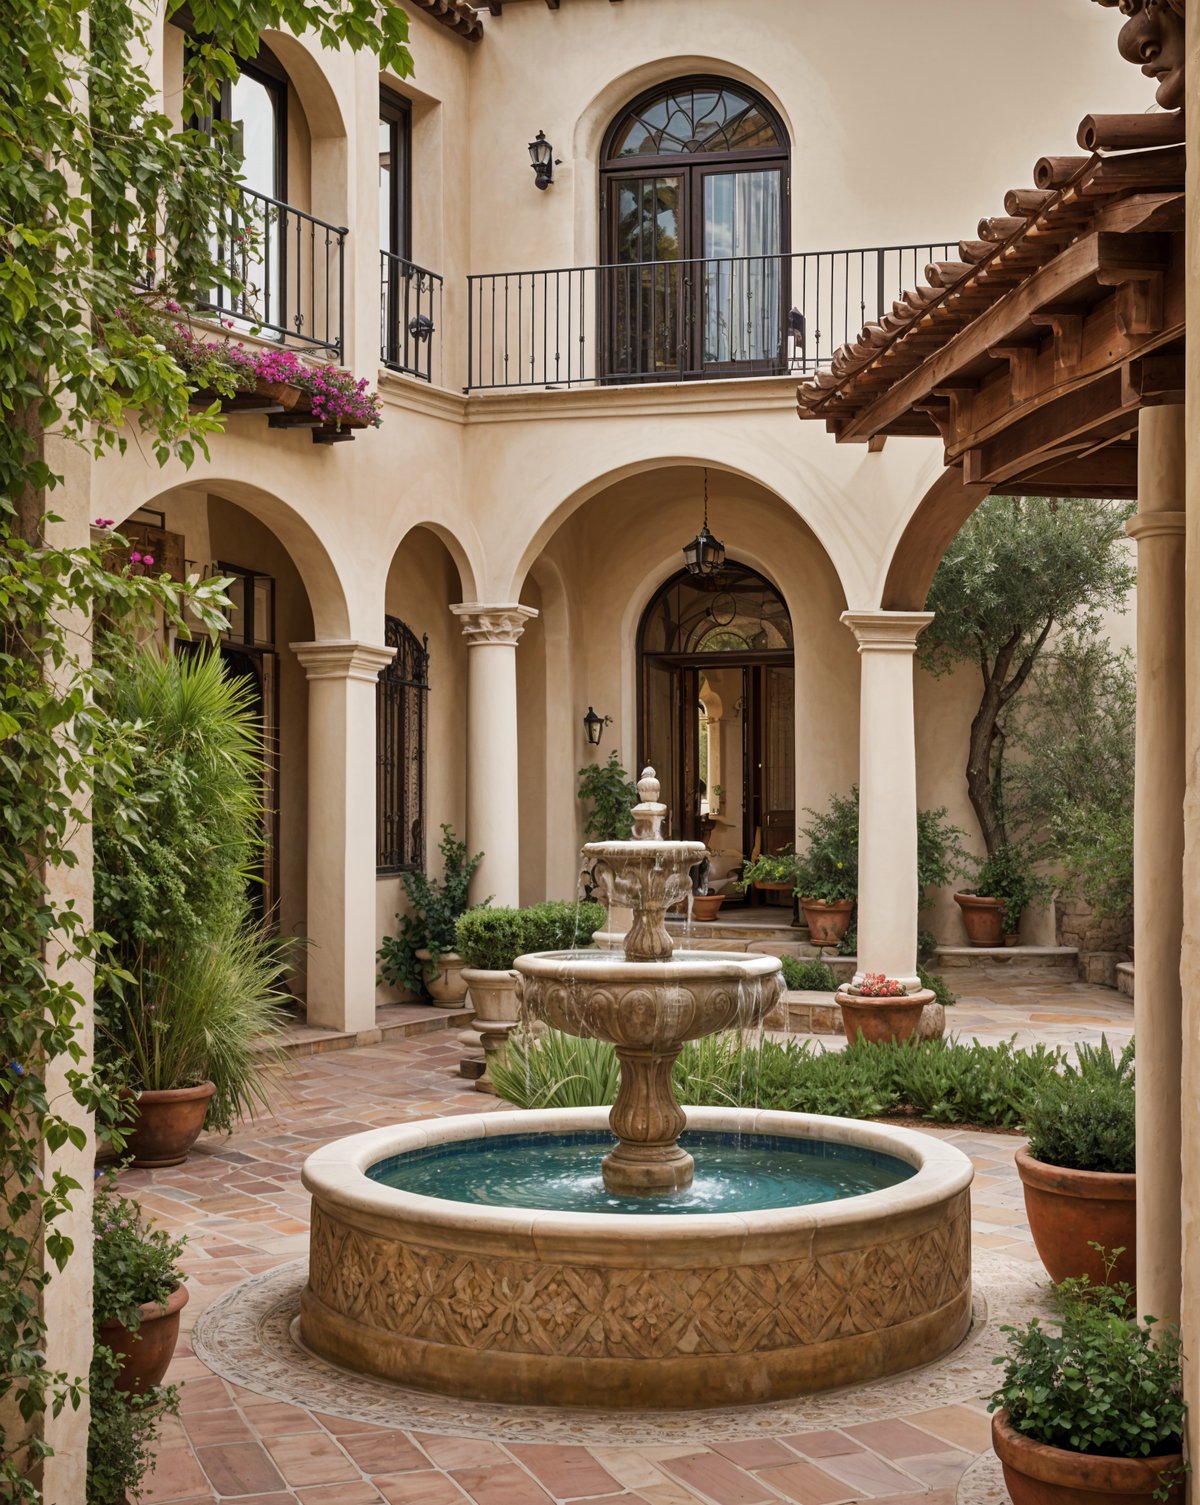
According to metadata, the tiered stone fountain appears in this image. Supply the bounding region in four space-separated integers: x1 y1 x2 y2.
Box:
300 770 973 1409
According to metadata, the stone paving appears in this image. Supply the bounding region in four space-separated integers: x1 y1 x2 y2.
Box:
122 967 1133 1505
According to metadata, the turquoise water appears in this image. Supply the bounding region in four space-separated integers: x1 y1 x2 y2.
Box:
367 1130 914 1215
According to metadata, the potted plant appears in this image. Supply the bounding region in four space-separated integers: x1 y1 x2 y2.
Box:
787 789 859 943
1016 1037 1136 1289
990 1273 1185 1505
955 845 1042 946
101 920 292 1167
93 1181 189 1394
379 825 485 1006
689 856 725 922
836 973 934 1045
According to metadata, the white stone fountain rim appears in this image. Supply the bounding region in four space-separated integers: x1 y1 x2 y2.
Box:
512 948 784 981
583 839 709 856
301 1106 973 1247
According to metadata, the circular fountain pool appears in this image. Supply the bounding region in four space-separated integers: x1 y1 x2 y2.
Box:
300 1106 973 1409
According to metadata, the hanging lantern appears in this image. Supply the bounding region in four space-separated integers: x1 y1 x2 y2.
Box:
682 469 726 577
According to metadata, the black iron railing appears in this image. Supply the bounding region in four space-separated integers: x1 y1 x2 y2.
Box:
465 242 955 392
380 252 443 383
199 184 348 357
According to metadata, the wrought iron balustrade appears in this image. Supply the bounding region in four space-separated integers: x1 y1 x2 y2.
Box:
380 252 444 383
197 184 348 357
465 242 954 393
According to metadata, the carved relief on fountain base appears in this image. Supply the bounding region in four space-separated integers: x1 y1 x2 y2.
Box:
299 1107 974 1410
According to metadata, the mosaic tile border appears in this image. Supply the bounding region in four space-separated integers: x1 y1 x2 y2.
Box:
955 1444 1007 1505
192 1248 1049 1445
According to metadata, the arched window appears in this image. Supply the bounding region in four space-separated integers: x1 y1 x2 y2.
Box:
377 616 429 874
601 78 789 380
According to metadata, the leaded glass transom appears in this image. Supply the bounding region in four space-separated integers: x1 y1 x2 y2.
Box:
607 82 784 161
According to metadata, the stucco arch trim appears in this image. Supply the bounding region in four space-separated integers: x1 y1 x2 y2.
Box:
881 468 992 611
118 478 352 641
260 30 348 140
386 520 482 605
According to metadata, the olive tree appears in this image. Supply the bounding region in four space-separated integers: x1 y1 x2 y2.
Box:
917 495 1135 858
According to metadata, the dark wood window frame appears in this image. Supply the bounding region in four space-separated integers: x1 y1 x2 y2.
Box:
377 615 429 875
379 85 413 263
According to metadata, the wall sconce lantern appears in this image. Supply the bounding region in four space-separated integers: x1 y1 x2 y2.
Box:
583 706 611 746
682 469 726 578
529 130 556 190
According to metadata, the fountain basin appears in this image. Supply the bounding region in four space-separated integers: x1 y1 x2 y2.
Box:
299 1106 973 1409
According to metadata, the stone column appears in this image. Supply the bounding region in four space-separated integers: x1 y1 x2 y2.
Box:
841 611 934 990
291 640 395 1033
1128 404 1186 1324
450 604 538 906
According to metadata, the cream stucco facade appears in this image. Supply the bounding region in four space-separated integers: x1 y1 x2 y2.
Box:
91 0 1149 1033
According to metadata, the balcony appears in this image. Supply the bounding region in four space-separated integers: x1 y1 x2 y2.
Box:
198 184 348 358
464 243 953 393
380 252 444 384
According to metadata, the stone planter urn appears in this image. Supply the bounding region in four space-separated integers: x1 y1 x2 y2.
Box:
98 1284 189 1395
992 1410 1182 1505
836 987 934 1045
124 1082 216 1168
1015 1146 1136 1289
800 898 853 946
691 893 726 922
953 891 1006 946
459 968 521 1089
417 949 469 1007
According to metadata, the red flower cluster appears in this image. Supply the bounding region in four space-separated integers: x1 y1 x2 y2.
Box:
855 973 907 998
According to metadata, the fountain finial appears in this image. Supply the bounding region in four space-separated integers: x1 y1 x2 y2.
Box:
631 766 667 841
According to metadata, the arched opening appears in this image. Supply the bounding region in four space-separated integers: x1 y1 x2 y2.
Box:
600 77 790 381
637 562 795 903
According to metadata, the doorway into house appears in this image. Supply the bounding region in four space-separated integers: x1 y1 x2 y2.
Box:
638 563 794 908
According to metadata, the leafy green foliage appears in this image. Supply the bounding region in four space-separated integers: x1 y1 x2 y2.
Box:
378 826 486 994
492 1030 1066 1128
971 845 1049 933
490 1031 622 1110
1025 1037 1136 1173
791 787 859 903
990 1276 1184 1485
1004 635 1135 919
86 1345 178 1505
455 902 606 971
92 1181 187 1329
1 0 411 1489
779 957 838 992
578 752 637 841
919 496 1135 859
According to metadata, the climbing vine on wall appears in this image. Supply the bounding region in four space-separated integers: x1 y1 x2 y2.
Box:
0 0 413 1495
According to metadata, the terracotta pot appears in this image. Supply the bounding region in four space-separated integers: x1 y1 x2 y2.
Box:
417 949 469 1008
691 893 726 922
98 1284 189 1395
125 1082 216 1169
799 899 853 946
992 1410 1183 1505
255 378 304 411
1015 1146 1136 1289
836 987 935 1045
954 891 1006 947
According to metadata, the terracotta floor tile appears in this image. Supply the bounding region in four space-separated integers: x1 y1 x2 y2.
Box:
815 1450 922 1496
894 1453 972 1488
779 1432 863 1460
264 1431 362 1486
296 1485 386 1504
139 1447 215 1503
178 1375 234 1412
182 1407 253 1448
507 1443 623 1498
376 1470 470 1504
711 1441 799 1469
309 1410 391 1435
753 1459 851 1505
905 1405 993 1453
842 1419 950 1458
239 1399 324 1436
414 1435 512 1471
196 1440 286 1496
659 1452 776 1504
340 1429 429 1472
451 1462 556 1505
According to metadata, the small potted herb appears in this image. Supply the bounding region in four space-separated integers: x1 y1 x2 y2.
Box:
990 1273 1185 1505
1017 1037 1136 1289
379 825 485 1005
93 1181 188 1394
835 972 934 1045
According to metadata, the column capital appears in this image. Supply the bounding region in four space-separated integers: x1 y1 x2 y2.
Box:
1127 510 1186 542
840 610 935 653
451 602 539 646
290 639 396 682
